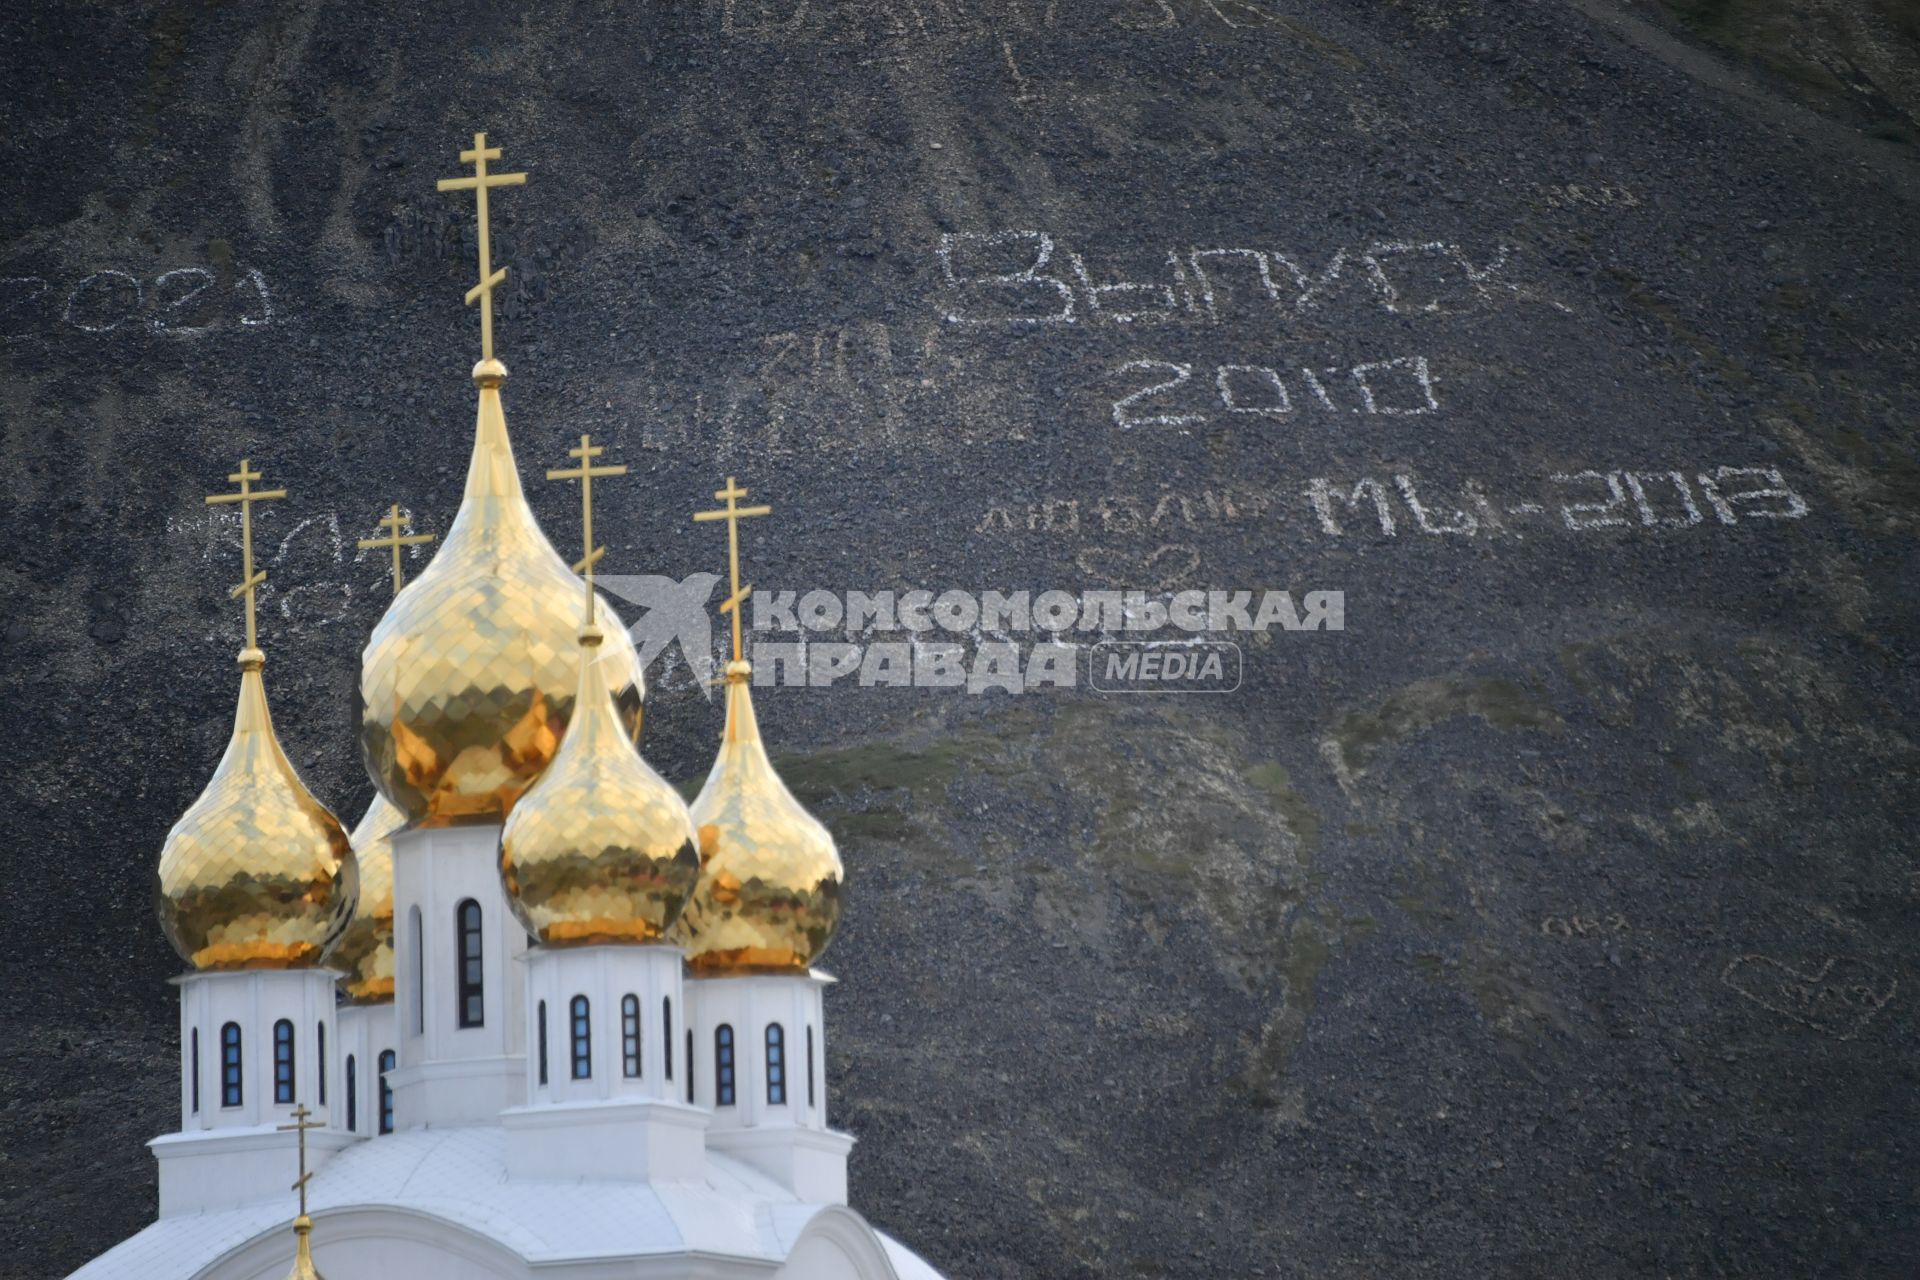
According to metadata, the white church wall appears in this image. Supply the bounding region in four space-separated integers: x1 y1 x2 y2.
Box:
685 974 831 1131
335 1000 397 1138
150 1125 357 1218
500 1095 709 1183
389 824 528 1128
173 969 342 1133
686 973 850 1202
522 944 687 1106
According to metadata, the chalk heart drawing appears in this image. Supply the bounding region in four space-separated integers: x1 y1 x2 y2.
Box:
1074 543 1202 591
1721 956 1897 1041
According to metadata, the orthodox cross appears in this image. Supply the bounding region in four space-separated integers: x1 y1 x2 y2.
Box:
546 433 626 625
356 504 435 595
693 477 771 665
204 458 286 651
436 130 526 364
277 1103 323 1217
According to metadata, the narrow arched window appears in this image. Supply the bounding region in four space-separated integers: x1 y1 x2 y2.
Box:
190 1028 200 1113
409 906 424 1034
377 1049 395 1134
456 899 484 1028
662 997 673 1080
273 1019 296 1104
220 1023 243 1107
621 995 641 1078
316 1022 327 1106
537 1000 549 1086
345 1055 357 1132
570 995 592 1080
766 1024 786 1105
685 1031 693 1103
806 1025 816 1109
715 1025 736 1106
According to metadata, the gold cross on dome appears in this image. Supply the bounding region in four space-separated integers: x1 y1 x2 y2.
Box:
436 130 527 363
276 1103 323 1216
204 458 287 651
546 433 627 625
356 504 435 595
693 476 771 665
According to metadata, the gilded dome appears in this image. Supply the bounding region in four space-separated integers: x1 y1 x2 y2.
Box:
358 361 645 826
156 650 358 971
673 661 843 975
501 623 698 945
331 792 406 1003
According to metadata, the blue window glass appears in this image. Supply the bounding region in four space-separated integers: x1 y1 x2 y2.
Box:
273 1019 295 1104
456 899 484 1028
220 1023 243 1107
621 995 641 1078
570 995 592 1080
765 1024 785 1105
715 1025 735 1107
377 1049 396 1134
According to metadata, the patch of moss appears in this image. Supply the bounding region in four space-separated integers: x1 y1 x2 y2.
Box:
1658 0 1920 137
1329 676 1561 776
772 719 1025 808
1244 763 1323 852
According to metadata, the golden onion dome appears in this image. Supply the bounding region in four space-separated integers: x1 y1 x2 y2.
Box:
673 661 843 975
331 792 406 1003
157 649 358 971
358 359 646 827
500 622 698 945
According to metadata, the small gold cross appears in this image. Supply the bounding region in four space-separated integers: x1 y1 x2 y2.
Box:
356 504 435 595
277 1103 324 1217
436 131 527 364
693 477 771 665
546 433 627 626
204 458 287 652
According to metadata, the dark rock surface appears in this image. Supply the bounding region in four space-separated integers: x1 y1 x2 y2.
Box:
2 1 1918 1276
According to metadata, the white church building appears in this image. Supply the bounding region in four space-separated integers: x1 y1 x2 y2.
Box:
70 133 947 1280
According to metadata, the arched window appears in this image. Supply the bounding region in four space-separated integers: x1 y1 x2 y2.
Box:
766 1024 786 1105
345 1055 357 1132
621 995 641 1078
456 899 484 1028
537 1000 549 1086
273 1019 296 1104
570 995 592 1080
715 1025 736 1106
662 997 673 1080
316 1022 327 1106
220 1023 242 1107
190 1028 200 1113
377 1049 396 1134
685 1031 693 1103
409 906 424 1034
806 1025 816 1109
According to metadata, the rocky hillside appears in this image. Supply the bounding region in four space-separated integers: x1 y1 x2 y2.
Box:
1 1 1917 1276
